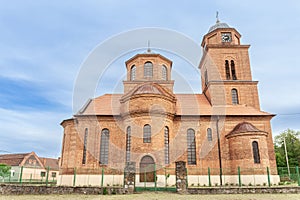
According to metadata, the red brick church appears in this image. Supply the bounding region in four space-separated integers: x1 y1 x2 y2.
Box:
58 19 279 186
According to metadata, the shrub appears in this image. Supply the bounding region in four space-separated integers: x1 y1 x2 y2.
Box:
102 188 108 195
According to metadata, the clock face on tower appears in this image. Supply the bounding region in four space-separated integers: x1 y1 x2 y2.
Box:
221 33 232 42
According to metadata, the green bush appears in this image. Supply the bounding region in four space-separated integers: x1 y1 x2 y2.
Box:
102 188 108 195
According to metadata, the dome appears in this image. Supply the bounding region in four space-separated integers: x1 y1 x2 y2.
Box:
228 122 261 135
225 122 269 139
208 21 230 33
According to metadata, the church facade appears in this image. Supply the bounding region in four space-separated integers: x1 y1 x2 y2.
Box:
58 21 279 186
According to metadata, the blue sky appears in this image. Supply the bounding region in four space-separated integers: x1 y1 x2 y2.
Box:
0 0 300 158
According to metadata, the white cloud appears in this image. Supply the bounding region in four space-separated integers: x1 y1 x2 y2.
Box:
0 0 300 156
0 108 66 157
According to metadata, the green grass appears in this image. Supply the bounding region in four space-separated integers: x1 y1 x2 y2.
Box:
0 193 299 200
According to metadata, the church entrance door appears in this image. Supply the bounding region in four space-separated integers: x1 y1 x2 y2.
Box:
139 155 155 182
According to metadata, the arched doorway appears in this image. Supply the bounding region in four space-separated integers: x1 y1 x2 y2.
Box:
140 155 155 182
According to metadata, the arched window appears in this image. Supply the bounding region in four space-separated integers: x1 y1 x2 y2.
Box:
126 126 131 162
162 65 167 80
252 141 260 164
82 128 88 164
231 89 239 105
187 128 196 165
143 124 151 143
144 62 153 78
164 126 169 164
100 129 109 165
225 60 231 80
207 128 212 142
130 65 136 81
231 60 237 80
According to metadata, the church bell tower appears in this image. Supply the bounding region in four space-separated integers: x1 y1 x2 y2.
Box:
199 18 260 109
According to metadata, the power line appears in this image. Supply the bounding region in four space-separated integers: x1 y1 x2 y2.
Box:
276 113 300 116
0 150 11 153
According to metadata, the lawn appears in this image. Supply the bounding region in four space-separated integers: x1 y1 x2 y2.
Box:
0 193 299 200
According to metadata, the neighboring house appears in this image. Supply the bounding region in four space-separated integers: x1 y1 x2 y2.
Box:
59 19 279 186
0 152 59 182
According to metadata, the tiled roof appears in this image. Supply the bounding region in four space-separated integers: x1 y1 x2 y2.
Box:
78 93 273 116
80 94 122 115
226 122 268 138
39 157 59 170
229 122 262 134
208 22 230 33
0 153 29 166
0 152 59 170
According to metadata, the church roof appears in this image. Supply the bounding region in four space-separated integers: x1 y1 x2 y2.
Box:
208 21 230 33
77 93 273 117
229 122 262 134
120 83 176 103
226 122 268 138
133 84 162 95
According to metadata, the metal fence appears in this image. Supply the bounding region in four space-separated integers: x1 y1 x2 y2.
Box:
1 165 300 188
186 166 300 187
61 166 300 188
0 166 57 186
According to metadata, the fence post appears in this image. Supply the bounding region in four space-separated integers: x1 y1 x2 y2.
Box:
267 167 271 187
73 167 76 187
154 164 157 191
19 166 23 184
164 167 167 188
46 166 50 186
123 169 126 187
101 167 104 187
208 167 211 187
238 166 241 187
112 170 115 186
296 166 300 186
186 168 188 188
144 168 146 188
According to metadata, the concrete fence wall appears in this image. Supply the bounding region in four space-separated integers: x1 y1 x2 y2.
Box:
0 184 126 195
187 187 300 194
0 184 300 195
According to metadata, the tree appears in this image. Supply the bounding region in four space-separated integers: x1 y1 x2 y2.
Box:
0 164 11 179
274 129 300 167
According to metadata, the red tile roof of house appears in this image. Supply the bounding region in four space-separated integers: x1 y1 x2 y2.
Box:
0 152 59 170
0 153 29 166
39 157 59 170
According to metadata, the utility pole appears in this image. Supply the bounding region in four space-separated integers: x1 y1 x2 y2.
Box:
216 116 222 186
283 137 291 179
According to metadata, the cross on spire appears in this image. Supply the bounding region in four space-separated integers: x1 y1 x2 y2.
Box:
147 40 151 53
216 11 220 23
